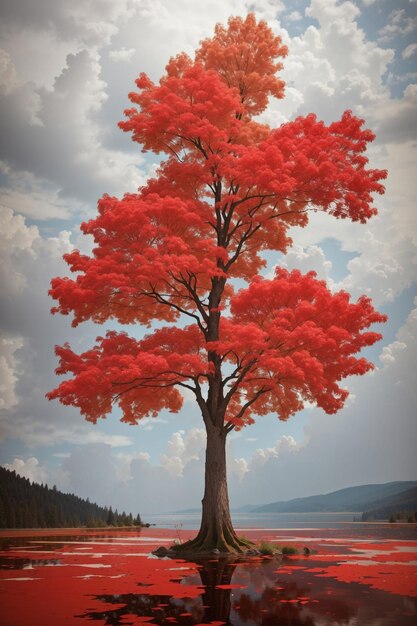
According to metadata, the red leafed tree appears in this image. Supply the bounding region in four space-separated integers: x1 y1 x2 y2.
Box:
48 14 387 553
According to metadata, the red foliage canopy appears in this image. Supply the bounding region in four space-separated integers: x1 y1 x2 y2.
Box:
49 267 386 428
48 14 387 432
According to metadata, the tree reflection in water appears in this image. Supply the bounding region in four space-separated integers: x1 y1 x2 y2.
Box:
83 554 407 625
2 531 417 625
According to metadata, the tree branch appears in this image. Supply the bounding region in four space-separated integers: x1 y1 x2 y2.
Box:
220 358 259 414
223 385 270 435
168 272 210 327
146 283 207 333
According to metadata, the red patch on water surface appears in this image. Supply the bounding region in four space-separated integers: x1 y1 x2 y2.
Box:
304 539 417 597
373 551 417 563
310 562 417 597
0 529 202 626
1 529 417 625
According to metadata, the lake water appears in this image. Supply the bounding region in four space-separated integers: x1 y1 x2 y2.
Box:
1 522 416 625
147 511 362 529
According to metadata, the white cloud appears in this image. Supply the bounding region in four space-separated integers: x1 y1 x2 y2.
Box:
0 209 97 449
0 206 74 306
137 417 169 431
334 227 417 305
159 428 205 477
402 43 417 60
0 48 20 94
388 299 417 392
371 84 417 144
0 170 83 221
0 29 75 91
287 11 303 22
229 455 248 481
3 457 48 484
379 341 406 366
274 244 332 281
0 0 138 51
247 0 285 21
306 0 360 24
0 0 416 517
0 49 145 218
0 418 134 449
109 47 136 62
248 435 301 470
0 205 39 292
378 9 417 43
272 1 395 156
0 334 24 410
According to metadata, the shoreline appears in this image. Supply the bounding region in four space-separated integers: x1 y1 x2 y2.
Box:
1 520 417 539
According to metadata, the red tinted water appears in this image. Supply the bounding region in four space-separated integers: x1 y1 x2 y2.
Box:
0 526 416 625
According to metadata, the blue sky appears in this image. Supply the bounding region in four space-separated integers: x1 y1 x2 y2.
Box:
1 0 416 515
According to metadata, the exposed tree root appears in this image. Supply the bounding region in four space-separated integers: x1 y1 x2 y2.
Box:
171 523 254 556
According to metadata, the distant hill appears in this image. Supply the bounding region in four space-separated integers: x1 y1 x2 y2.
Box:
251 481 417 513
362 486 417 521
0 466 142 529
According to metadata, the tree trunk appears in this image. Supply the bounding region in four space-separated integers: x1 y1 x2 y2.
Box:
177 422 251 554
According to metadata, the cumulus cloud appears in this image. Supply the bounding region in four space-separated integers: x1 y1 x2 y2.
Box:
289 0 394 121
159 428 206 477
379 341 406 366
0 179 81 221
248 436 301 470
334 227 417 305
372 84 417 144
385 299 417 392
0 334 24 410
0 207 135 451
54 427 245 512
0 49 145 217
0 0 416 517
0 0 136 49
0 205 39 292
3 457 48 484
273 244 332 281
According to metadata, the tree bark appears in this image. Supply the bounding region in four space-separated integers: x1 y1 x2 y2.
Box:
177 421 251 553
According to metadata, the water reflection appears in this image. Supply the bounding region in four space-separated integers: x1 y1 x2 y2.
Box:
82 554 417 625
1 529 416 626
0 556 61 570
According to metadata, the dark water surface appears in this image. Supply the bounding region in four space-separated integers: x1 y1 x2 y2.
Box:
0 523 416 625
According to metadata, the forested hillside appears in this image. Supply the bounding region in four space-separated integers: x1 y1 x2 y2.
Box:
252 481 417 513
362 486 417 521
0 466 142 529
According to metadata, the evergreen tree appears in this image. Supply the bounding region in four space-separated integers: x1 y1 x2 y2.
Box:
0 467 142 529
